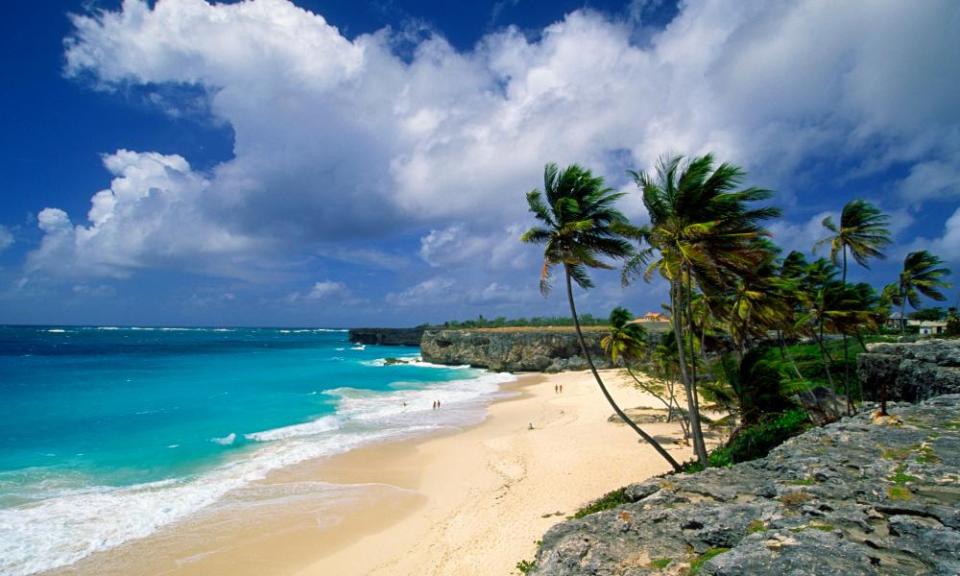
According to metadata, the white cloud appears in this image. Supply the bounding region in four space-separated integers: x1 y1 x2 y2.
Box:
284 280 351 303
419 224 490 267
909 207 960 265
26 0 959 289
0 226 13 252
419 223 530 269
464 281 538 306
306 280 347 300
26 150 258 280
897 159 960 201
768 211 835 257
386 277 455 306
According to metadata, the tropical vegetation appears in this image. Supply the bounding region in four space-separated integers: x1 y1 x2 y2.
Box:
521 163 682 471
520 154 955 470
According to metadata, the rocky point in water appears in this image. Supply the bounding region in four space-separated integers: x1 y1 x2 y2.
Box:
420 328 615 372
529 394 960 576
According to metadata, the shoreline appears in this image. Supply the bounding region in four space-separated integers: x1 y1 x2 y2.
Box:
49 369 696 576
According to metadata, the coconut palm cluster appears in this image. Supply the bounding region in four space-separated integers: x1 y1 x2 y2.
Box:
522 156 952 470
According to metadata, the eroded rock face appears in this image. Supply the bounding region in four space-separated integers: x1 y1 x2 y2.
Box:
348 327 425 347
530 395 960 576
858 339 960 402
420 329 613 372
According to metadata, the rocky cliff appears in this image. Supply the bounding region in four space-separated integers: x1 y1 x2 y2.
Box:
348 327 425 347
529 394 960 575
858 339 960 402
420 329 614 372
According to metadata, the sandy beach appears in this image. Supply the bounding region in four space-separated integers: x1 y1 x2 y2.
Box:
54 369 697 576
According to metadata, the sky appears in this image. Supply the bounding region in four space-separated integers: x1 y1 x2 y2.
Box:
0 0 958 328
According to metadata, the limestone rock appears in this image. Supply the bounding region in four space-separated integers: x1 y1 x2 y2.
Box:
790 386 846 426
858 339 960 402
348 327 425 346
419 329 613 372
529 394 960 576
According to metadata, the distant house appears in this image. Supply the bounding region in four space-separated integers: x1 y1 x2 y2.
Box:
913 320 947 336
887 314 948 335
886 312 907 331
633 312 670 323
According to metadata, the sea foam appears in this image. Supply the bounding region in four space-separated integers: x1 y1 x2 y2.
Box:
0 369 514 576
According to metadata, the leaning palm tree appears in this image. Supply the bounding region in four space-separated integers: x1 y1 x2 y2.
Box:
890 250 952 337
817 200 891 412
522 163 681 471
625 154 780 467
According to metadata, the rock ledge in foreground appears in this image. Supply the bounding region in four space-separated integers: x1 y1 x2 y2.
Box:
530 394 960 576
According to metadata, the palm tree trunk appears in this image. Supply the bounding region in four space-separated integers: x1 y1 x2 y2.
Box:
684 274 709 463
671 276 708 467
900 291 907 338
565 268 681 471
841 247 852 415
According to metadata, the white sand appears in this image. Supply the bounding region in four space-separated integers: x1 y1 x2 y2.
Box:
52 369 697 576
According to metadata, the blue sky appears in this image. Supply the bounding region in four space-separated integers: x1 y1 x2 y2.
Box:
1 0 958 327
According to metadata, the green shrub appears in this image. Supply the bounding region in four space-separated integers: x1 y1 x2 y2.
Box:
516 559 537 574
725 408 810 463
572 486 630 519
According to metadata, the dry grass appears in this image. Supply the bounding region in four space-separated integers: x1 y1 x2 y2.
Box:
467 326 610 333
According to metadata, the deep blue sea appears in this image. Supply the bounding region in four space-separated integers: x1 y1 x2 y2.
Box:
0 325 512 575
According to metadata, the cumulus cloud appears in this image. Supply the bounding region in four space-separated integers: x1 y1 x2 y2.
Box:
768 212 835 257
26 150 258 280
909 207 960 265
419 223 530 269
386 277 455 306
385 276 543 309
897 159 960 201
306 280 347 300
285 280 352 303
25 0 959 295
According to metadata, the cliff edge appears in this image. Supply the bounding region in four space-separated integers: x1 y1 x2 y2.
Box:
348 327 425 347
420 328 614 372
528 394 960 575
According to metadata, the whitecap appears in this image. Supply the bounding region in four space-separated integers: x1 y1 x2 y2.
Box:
0 369 515 576
244 416 340 442
0 428 405 576
211 433 236 446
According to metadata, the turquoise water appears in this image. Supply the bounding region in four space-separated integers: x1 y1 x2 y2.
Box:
0 325 511 575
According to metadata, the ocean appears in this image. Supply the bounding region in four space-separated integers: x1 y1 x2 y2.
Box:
0 325 513 575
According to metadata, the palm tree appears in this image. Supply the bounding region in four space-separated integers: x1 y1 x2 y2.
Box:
776 251 811 379
796 258 841 387
625 154 779 467
817 200 891 411
724 241 791 360
889 250 952 337
522 163 681 471
797 259 879 393
601 307 687 434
